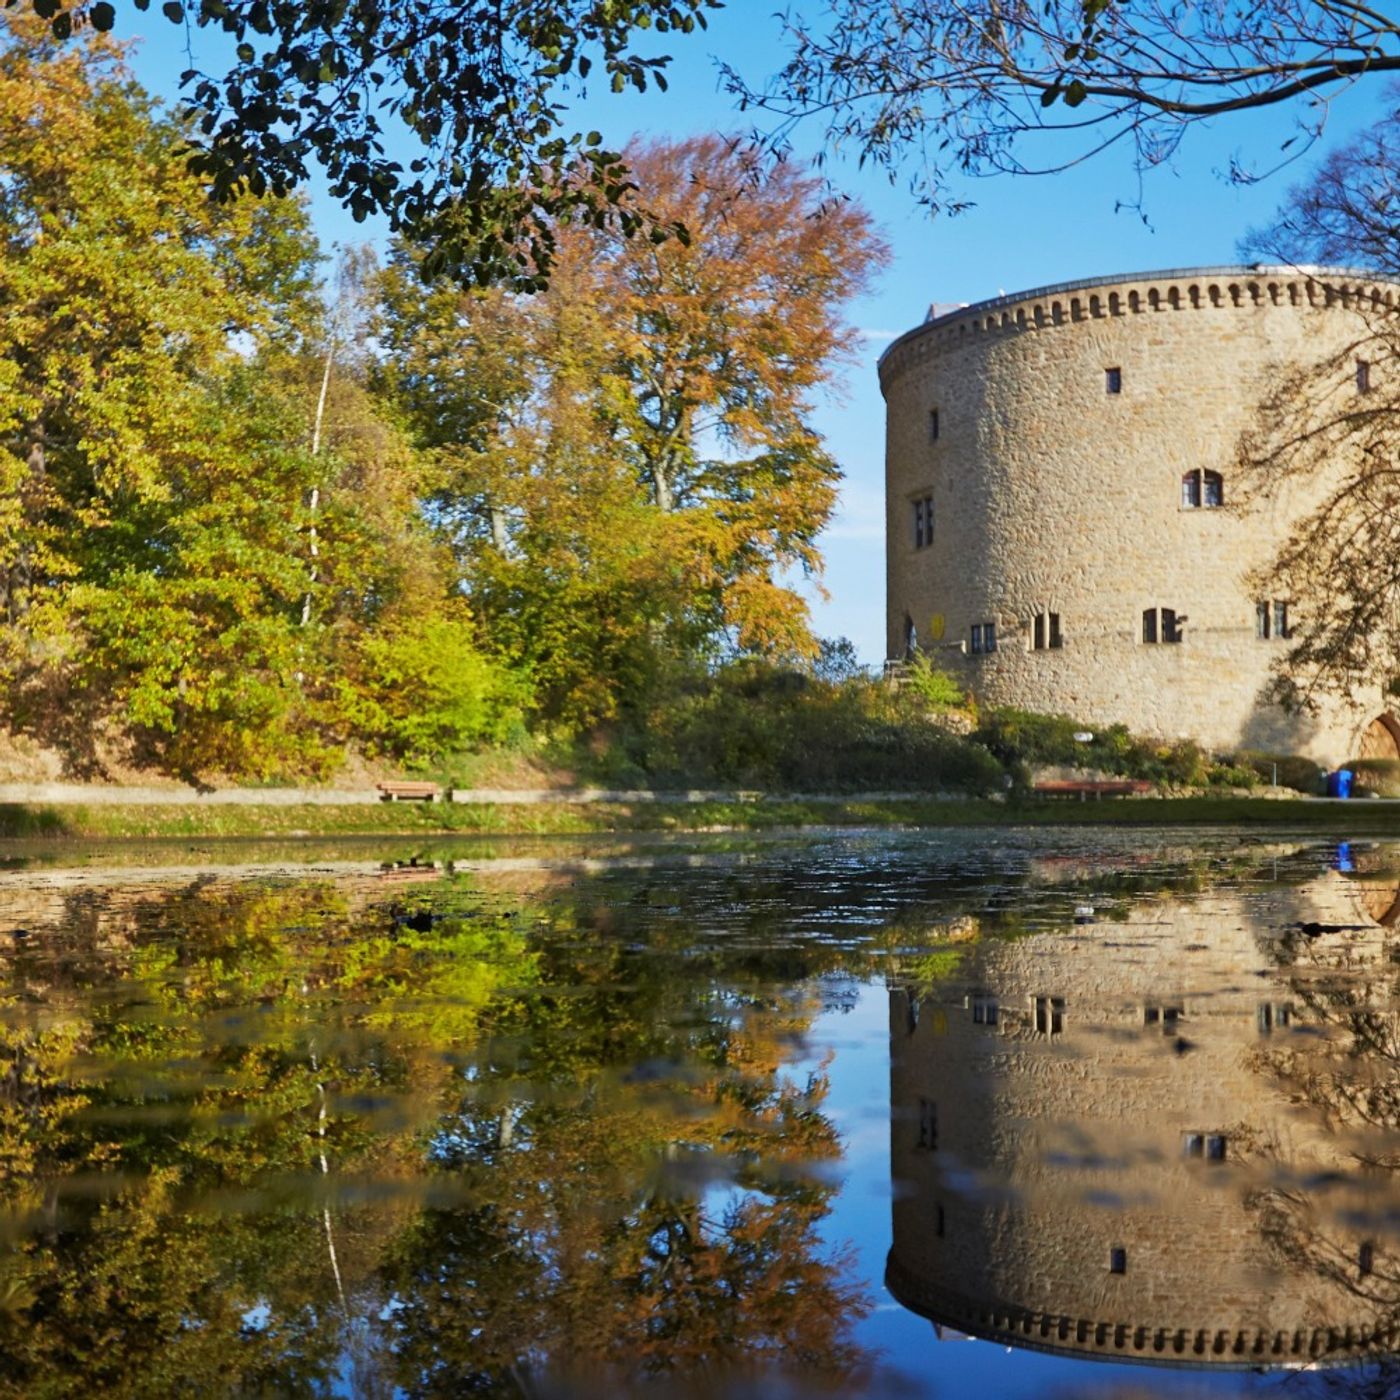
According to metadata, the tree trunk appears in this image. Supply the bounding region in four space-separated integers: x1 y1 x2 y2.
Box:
9 427 46 623
653 464 674 513
300 342 334 628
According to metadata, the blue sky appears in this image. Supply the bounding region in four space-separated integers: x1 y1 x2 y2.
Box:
119 6 1391 664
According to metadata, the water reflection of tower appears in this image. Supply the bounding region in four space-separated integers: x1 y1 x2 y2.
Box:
886 871 1400 1370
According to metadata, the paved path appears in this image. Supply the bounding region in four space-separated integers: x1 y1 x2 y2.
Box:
0 783 936 807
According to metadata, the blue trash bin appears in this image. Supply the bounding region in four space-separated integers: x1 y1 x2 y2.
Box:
1327 769 1354 799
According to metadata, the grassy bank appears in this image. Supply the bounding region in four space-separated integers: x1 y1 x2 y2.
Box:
0 795 1397 841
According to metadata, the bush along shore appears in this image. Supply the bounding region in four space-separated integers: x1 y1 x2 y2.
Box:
1 672 1395 837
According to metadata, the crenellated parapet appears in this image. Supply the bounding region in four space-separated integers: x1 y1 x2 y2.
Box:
878 266 1397 394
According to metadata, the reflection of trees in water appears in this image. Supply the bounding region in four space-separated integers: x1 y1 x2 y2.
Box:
0 875 870 1395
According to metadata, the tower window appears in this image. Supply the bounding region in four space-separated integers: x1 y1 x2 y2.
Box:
1186 1132 1229 1161
1357 360 1372 394
1182 469 1224 508
1109 1247 1127 1275
1031 612 1062 650
1142 608 1182 644
929 408 941 441
970 622 998 655
1105 366 1123 394
912 495 935 549
970 993 999 1026
1256 600 1290 640
1032 995 1065 1035
918 1098 939 1150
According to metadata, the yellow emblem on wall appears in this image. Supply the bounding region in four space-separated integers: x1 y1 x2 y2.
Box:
928 614 945 641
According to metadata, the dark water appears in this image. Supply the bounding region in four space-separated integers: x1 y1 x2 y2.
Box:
2 829 1400 1398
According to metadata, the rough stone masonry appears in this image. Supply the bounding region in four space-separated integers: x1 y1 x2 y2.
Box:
881 266 1400 765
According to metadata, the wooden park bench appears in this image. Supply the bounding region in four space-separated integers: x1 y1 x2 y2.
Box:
375 780 440 803
1031 779 1153 801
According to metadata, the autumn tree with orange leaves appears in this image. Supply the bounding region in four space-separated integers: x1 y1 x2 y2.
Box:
595 135 888 655
383 135 887 725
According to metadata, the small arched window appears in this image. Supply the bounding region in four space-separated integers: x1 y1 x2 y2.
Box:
1143 608 1183 644
1182 469 1224 508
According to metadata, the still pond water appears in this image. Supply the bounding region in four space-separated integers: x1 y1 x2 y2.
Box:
1 828 1399 1398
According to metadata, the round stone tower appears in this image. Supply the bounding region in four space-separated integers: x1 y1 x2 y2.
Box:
880 267 1400 763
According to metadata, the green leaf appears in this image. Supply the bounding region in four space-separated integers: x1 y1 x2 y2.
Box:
1064 78 1088 106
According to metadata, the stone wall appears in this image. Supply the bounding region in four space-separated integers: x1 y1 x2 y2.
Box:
881 268 1399 763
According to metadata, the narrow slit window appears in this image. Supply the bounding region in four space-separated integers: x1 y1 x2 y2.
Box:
1358 360 1372 394
1031 612 1062 650
912 495 934 549
1142 608 1158 645
929 408 941 441
935 1203 946 1237
1360 1242 1375 1277
918 1098 939 1150
1256 600 1290 640
1105 366 1123 394
1033 995 1065 1035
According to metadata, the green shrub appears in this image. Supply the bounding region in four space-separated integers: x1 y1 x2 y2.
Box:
975 709 1146 773
628 661 1003 794
975 707 1256 789
903 653 966 711
339 616 530 764
1234 751 1326 794
1207 762 1260 789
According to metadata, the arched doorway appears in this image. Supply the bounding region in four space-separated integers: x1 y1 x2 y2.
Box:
1358 712 1400 761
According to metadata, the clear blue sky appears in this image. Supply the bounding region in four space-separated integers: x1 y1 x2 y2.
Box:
120 7 1390 665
